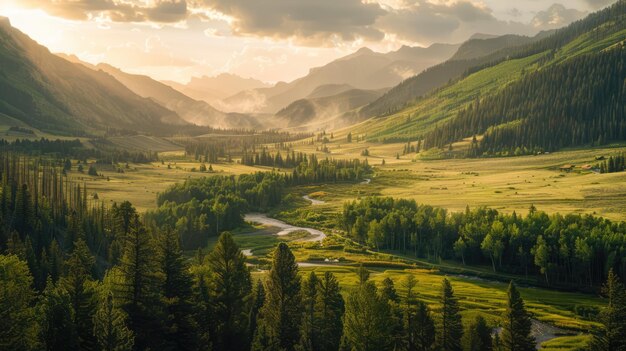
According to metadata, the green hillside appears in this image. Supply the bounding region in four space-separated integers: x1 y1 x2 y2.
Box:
0 17 194 136
351 1 626 152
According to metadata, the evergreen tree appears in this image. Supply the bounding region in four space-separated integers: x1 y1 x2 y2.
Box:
37 278 79 351
253 243 302 351
590 269 626 350
207 231 252 351
157 228 198 350
464 316 493 351
299 272 319 349
343 280 394 351
438 278 463 351
413 302 436 351
93 291 134 351
59 239 97 350
113 217 164 350
248 280 266 345
501 281 535 351
313 271 345 351
0 255 38 351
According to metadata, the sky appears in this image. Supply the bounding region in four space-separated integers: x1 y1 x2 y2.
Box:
0 0 616 84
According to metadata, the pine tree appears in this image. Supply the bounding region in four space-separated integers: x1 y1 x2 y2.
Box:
313 271 344 351
590 269 626 350
501 281 535 351
93 291 134 351
342 280 394 351
465 316 493 351
0 255 38 351
157 228 198 350
299 272 319 349
113 217 164 350
380 277 403 349
207 231 252 351
248 280 266 345
438 278 463 351
37 278 79 351
253 243 302 351
59 239 97 350
413 302 436 351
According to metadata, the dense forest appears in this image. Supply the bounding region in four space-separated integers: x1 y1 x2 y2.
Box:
0 138 158 163
148 157 369 249
424 45 626 155
0 151 625 350
342 197 626 288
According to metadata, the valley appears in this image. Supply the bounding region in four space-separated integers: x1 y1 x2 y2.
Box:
1 1 625 351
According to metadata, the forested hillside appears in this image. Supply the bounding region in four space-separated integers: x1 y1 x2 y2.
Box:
356 0 626 154
0 18 194 136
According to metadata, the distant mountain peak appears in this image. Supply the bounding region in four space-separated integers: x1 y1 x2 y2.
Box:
356 47 374 54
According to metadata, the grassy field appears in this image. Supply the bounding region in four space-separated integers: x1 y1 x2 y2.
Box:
283 142 626 221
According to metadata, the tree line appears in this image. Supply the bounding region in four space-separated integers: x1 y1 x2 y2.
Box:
0 138 157 163
148 158 369 250
342 197 626 287
422 42 625 156
4 227 626 351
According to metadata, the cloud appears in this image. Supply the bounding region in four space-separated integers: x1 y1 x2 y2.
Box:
19 0 188 23
376 0 500 43
377 1 587 44
195 0 386 45
531 4 586 29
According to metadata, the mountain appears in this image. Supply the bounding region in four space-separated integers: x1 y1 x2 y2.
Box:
91 63 262 129
164 73 270 106
350 0 626 154
0 17 194 136
359 32 547 119
222 43 460 114
274 88 387 131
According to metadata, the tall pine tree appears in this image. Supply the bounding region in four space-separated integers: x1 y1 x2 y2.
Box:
438 278 463 351
207 231 252 351
590 269 626 350
501 281 535 351
253 243 302 351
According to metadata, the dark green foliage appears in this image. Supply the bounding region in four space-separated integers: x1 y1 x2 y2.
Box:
156 229 198 351
438 278 463 351
37 279 79 351
113 216 164 350
93 291 134 351
59 239 98 350
464 316 493 351
590 269 626 350
403 275 435 351
207 232 252 351
0 254 38 350
253 243 302 351
313 272 344 351
342 280 394 351
424 40 626 155
342 197 626 287
501 282 535 351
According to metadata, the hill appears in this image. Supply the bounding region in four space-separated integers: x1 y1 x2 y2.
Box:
350 0 626 155
0 17 192 136
359 33 546 118
163 73 270 107
94 64 262 129
274 88 386 131
222 43 459 114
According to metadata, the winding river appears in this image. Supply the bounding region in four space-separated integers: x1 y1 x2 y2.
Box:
302 195 325 205
244 213 326 242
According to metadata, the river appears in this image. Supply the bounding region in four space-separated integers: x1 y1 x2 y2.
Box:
244 213 326 242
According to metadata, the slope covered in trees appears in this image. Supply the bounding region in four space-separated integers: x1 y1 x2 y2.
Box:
353 0 626 152
0 18 195 136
